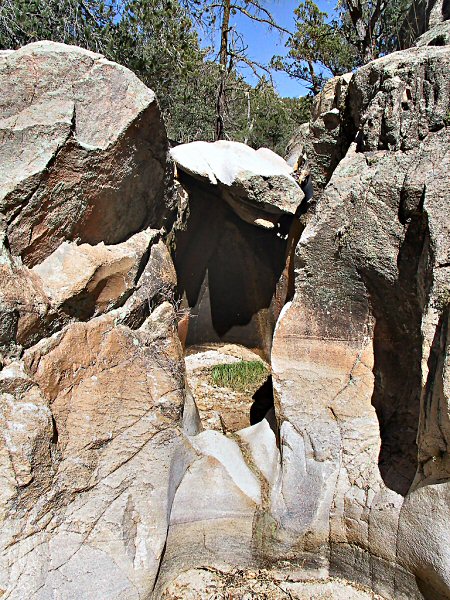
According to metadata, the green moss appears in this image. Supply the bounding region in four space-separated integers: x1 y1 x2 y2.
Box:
210 360 268 392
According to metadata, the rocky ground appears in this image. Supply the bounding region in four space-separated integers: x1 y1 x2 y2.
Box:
161 567 384 599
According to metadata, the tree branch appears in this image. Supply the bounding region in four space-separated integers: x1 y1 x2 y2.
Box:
230 3 291 35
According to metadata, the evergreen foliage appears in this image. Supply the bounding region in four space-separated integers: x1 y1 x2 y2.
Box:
275 0 412 94
0 0 415 149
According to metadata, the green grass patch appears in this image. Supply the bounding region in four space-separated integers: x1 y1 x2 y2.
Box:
209 360 269 392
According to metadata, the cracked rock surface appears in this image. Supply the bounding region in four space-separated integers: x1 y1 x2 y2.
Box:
0 42 186 600
271 44 450 600
0 39 449 600
0 41 168 267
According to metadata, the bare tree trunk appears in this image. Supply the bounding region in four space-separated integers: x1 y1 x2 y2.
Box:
215 0 231 141
308 60 321 96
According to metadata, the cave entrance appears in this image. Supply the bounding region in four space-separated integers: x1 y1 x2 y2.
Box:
172 180 301 359
250 375 275 426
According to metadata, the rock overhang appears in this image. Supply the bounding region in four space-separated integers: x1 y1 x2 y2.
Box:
170 140 305 229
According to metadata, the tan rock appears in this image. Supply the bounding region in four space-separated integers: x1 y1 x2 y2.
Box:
272 45 450 600
32 229 157 319
0 361 54 510
0 227 51 355
0 303 187 599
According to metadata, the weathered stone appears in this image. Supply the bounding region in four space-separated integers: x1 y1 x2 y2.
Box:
154 428 263 596
0 304 187 599
32 229 157 320
161 568 384 599
0 226 51 355
0 362 54 509
349 46 450 152
0 41 168 266
285 73 353 197
416 19 450 45
272 45 450 599
117 239 178 330
170 140 304 227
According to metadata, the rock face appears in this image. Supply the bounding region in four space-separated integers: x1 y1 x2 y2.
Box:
1 38 450 600
0 41 168 267
32 230 157 320
0 42 186 600
272 45 450 599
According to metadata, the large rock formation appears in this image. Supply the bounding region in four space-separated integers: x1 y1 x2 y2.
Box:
271 45 450 599
0 41 169 267
0 38 449 600
0 42 186 600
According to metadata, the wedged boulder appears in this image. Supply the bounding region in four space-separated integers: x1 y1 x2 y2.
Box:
117 239 178 330
0 41 168 266
271 45 450 599
170 140 304 228
0 303 187 599
32 229 158 320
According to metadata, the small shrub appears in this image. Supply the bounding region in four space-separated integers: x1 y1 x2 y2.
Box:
210 360 269 392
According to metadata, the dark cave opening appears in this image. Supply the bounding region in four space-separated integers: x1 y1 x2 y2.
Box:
250 375 278 440
172 178 301 358
250 375 275 421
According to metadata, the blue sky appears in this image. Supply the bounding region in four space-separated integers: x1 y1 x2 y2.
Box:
198 0 337 98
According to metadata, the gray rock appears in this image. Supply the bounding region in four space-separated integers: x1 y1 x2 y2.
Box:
0 41 168 266
416 19 450 45
272 44 450 599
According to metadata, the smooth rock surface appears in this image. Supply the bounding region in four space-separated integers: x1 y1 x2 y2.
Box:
170 140 304 227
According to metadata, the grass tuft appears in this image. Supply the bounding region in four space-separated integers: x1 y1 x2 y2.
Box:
210 360 269 392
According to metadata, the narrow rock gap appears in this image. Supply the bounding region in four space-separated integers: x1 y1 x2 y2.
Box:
171 175 303 433
250 376 274 426
172 179 301 360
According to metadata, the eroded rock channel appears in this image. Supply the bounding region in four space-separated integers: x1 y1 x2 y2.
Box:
169 140 305 434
